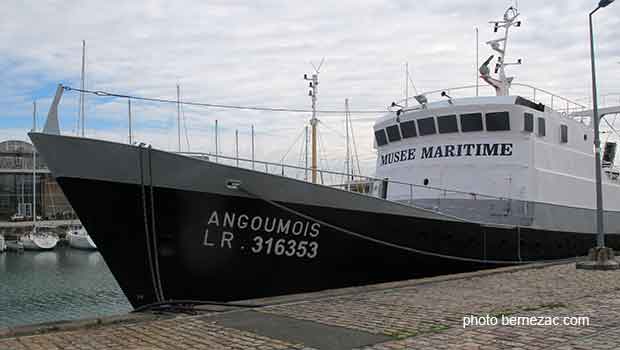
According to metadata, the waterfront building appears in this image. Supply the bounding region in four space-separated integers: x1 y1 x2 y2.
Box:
0 140 74 221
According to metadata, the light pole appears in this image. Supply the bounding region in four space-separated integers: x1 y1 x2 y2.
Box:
578 0 618 270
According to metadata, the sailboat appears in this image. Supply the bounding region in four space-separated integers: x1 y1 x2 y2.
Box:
0 234 6 253
65 40 97 251
21 101 59 251
67 224 97 250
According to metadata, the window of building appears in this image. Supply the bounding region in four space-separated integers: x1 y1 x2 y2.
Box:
417 117 436 136
386 125 402 142
560 124 568 143
399 120 417 138
437 115 458 134
374 129 388 146
524 113 534 132
538 117 546 137
485 112 510 131
460 113 483 132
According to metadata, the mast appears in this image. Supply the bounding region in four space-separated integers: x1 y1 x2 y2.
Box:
235 129 239 166
304 72 319 183
251 125 255 170
177 84 181 152
345 98 350 178
80 40 86 137
304 126 309 181
128 99 133 144
405 63 409 107
215 120 219 163
32 101 37 231
479 7 522 96
475 27 479 96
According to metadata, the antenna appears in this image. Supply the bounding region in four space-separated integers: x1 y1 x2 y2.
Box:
481 6 522 96
311 57 325 73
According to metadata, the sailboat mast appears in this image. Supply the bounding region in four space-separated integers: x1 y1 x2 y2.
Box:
32 101 37 231
177 84 181 152
304 126 309 181
80 40 86 137
251 125 255 170
345 98 350 178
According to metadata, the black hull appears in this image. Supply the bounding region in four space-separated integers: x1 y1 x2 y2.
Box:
56 176 615 308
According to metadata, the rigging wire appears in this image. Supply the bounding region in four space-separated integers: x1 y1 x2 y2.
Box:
62 86 388 114
280 128 306 164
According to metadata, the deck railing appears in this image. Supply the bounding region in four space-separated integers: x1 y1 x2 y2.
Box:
179 151 510 209
396 83 588 115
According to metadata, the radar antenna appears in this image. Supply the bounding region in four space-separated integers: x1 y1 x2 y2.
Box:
480 6 522 96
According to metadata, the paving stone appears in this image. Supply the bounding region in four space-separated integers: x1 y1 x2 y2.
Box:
2 263 620 349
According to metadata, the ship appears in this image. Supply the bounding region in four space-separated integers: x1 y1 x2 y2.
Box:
30 6 620 308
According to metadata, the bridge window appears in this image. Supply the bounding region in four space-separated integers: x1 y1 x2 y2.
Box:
560 124 568 143
438 115 458 134
524 113 534 132
460 113 483 132
417 117 436 136
386 125 402 142
486 112 510 131
399 120 417 138
374 129 388 146
538 117 546 137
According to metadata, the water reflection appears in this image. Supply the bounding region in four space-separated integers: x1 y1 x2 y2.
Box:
0 246 132 328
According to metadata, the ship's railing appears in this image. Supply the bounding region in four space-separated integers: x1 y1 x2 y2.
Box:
396 83 588 115
179 151 510 207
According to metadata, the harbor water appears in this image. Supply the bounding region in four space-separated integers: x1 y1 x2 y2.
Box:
0 246 132 328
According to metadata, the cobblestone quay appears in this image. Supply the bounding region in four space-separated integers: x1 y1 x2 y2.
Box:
2 262 620 349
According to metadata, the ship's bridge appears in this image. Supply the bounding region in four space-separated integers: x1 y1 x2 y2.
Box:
373 95 595 208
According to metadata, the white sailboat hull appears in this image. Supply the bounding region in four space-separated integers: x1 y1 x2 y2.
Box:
21 233 59 250
67 230 97 250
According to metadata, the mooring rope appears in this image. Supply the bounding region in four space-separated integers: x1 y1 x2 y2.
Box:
138 144 163 302
148 146 165 302
237 186 579 265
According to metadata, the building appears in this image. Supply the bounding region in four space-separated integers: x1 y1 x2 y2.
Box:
0 140 74 221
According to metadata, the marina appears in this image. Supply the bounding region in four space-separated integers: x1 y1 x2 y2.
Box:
0 246 130 329
2 0 620 348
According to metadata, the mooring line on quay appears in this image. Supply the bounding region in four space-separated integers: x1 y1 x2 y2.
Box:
237 186 579 266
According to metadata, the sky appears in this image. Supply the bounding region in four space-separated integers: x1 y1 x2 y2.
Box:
1 0 619 177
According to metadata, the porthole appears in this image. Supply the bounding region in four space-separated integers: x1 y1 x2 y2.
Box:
423 178 429 186
584 134 588 141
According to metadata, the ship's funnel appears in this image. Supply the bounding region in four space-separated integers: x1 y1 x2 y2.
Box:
43 84 63 135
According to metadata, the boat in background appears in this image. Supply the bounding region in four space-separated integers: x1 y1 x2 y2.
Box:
0 234 6 252
21 232 59 251
67 226 97 250
22 99 59 251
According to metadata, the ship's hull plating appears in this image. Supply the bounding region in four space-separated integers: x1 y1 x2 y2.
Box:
29 133 619 308
54 176 615 308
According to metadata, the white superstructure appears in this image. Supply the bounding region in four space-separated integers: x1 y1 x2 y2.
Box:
372 6 620 233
